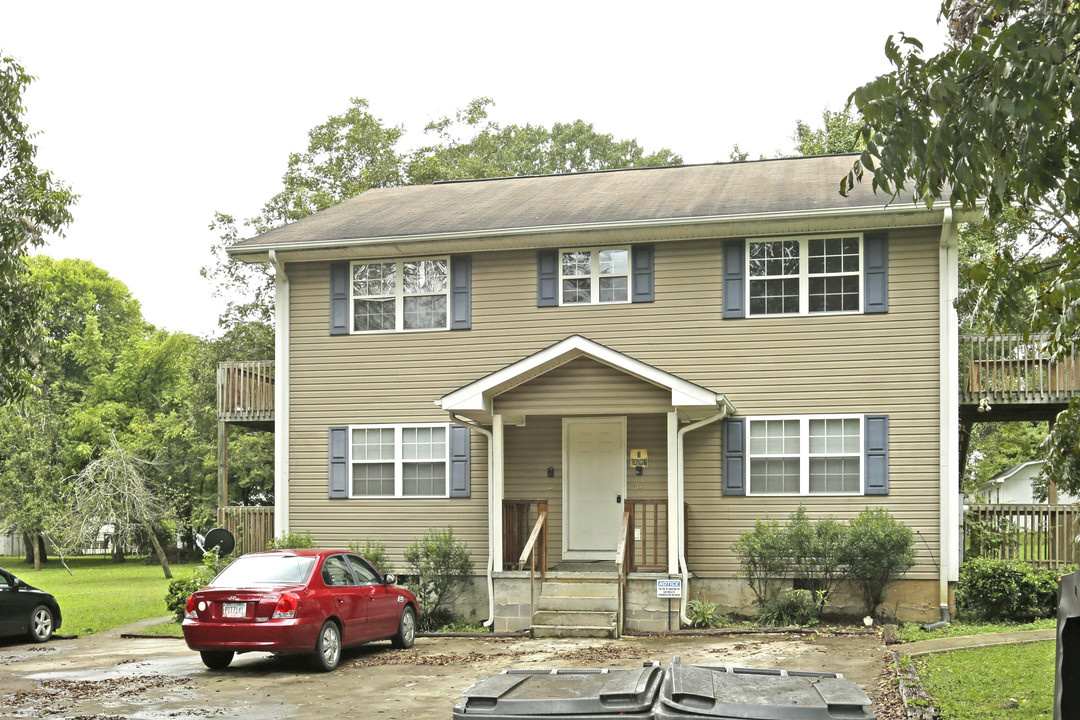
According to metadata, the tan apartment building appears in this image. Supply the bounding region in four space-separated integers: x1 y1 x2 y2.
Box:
227 154 976 633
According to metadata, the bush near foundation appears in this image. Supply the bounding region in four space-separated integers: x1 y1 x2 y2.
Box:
403 526 474 631
955 556 1071 621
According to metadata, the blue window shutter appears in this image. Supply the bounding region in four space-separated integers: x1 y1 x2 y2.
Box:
450 255 472 330
449 424 471 498
722 240 745 319
722 418 746 496
863 233 889 313
864 415 889 495
330 262 349 335
329 427 349 499
537 250 558 307
631 245 655 303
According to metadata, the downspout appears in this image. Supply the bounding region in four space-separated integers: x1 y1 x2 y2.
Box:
269 250 290 538
939 208 960 621
676 399 735 626
450 412 496 628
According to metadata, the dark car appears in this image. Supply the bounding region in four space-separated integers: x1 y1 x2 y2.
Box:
0 567 62 643
182 549 418 672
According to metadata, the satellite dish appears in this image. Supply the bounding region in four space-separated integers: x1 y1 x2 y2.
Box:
203 528 236 556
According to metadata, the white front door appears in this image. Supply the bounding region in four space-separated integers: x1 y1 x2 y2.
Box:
563 417 626 560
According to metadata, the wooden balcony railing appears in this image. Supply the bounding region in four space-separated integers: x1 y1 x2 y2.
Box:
961 334 1080 405
624 499 669 572
503 499 548 572
217 505 275 556
964 503 1079 569
218 361 275 422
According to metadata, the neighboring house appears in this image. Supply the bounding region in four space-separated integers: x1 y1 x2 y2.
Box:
227 154 978 631
974 460 1079 504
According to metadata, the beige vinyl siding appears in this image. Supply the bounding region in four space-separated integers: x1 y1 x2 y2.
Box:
286 227 940 577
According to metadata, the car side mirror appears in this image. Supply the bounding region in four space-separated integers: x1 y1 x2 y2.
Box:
384 573 396 585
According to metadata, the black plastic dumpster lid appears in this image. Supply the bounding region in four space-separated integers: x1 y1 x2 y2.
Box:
656 658 874 720
455 663 663 718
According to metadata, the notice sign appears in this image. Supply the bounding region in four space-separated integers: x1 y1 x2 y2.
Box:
656 579 682 598
630 449 649 468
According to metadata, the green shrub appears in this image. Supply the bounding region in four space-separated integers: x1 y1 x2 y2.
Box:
757 588 821 627
349 537 393 575
164 551 231 622
265 531 316 550
842 508 916 616
731 517 790 608
787 507 847 610
403 526 474 631
956 557 1072 621
687 596 724 628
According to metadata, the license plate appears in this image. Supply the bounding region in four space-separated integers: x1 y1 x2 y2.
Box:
222 602 246 618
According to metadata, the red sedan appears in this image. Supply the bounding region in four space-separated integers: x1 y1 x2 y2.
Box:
182 549 418 672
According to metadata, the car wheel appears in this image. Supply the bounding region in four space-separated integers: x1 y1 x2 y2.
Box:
27 605 54 643
200 650 234 670
391 606 416 649
310 620 341 672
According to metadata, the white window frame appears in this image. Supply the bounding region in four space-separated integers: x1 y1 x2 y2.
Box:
348 423 451 498
746 414 864 496
350 257 451 333
746 234 864 317
558 246 632 306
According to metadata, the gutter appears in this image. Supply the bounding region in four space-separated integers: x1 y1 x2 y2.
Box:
269 250 290 538
676 399 736 626
450 413 496 629
228 204 980 260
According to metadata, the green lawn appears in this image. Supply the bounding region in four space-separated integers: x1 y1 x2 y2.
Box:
898 618 1056 643
916 641 1054 719
1 555 195 636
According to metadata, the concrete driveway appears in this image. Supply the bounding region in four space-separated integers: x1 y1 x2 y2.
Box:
0 620 889 719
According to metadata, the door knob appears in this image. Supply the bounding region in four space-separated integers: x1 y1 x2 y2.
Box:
616 493 622 504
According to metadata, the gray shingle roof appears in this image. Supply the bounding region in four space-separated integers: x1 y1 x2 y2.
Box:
232 154 919 250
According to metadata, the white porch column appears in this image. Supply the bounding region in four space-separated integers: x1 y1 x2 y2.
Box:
492 414 505 571
666 411 680 575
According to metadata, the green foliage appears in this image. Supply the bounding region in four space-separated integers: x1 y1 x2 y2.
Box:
348 537 393 575
265 531 316 550
962 422 1048 496
757 588 821 627
731 517 789 608
0 55 77 405
963 515 1020 559
842 507 916 616
165 551 230 621
955 557 1069 622
792 106 862 157
686 596 726 628
916 641 1053 719
403 526 474 631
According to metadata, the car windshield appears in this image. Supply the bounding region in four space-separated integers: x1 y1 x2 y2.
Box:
210 555 317 587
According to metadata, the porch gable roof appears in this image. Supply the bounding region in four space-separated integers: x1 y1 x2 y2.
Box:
439 335 734 421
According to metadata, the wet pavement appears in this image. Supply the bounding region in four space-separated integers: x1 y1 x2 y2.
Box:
0 620 890 719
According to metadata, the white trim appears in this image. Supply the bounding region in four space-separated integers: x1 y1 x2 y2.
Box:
270 250 290 537
346 423 452 499
746 233 864 317
939 208 961 606
229 203 981 259
557 246 632 306
744 414 865 497
349 257 451 333
440 334 732 415
561 416 627 561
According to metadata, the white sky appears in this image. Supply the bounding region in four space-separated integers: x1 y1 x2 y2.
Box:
3 1 948 338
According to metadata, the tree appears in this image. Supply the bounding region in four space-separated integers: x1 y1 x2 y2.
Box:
963 421 1049 494
845 1 1080 490
0 55 77 405
792 106 863 156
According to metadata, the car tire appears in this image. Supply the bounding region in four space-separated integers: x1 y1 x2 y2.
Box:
27 605 54 643
200 650 234 670
310 620 341 672
391 606 416 649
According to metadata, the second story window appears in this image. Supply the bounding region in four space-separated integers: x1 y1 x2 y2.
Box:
352 258 449 332
560 247 630 305
748 235 862 316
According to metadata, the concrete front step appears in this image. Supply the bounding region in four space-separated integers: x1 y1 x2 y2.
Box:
540 581 618 598
536 595 619 612
531 624 617 639
532 610 617 627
